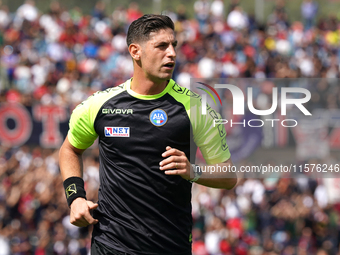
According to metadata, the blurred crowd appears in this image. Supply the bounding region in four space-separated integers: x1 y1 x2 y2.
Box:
191 174 340 255
1 0 340 254
0 145 99 254
1 0 340 107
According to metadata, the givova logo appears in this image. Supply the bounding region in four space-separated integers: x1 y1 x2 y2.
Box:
102 108 133 114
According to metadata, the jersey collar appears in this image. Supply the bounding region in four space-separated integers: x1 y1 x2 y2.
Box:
125 78 175 100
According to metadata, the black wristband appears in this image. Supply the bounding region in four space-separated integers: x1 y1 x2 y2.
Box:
63 177 87 207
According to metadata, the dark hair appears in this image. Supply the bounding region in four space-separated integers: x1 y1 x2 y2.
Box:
126 14 174 46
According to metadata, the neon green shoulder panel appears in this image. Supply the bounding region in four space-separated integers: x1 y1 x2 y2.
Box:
168 80 231 165
68 84 126 149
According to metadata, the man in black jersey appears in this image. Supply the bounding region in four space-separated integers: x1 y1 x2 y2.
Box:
59 14 237 255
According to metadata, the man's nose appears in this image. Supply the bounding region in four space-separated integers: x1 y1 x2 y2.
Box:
167 45 176 58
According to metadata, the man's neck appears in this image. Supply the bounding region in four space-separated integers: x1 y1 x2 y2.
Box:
130 77 169 95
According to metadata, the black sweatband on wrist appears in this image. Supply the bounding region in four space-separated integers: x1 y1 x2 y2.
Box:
63 177 87 207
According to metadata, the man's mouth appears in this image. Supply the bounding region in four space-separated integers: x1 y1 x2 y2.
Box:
163 62 175 68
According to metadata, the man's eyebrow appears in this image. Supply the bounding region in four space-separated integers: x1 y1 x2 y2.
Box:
155 40 178 46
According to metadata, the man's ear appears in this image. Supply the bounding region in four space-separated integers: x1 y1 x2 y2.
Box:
128 43 141 61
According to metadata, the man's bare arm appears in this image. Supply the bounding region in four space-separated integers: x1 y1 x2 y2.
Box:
159 146 237 190
59 135 85 180
194 158 237 189
59 135 98 227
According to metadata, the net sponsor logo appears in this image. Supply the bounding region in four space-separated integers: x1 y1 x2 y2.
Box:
105 127 130 137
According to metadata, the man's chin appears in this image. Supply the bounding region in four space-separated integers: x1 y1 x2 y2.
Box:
148 73 173 83
161 72 174 80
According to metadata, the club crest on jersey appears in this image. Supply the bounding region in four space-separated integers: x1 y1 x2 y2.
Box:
105 127 130 137
149 109 168 127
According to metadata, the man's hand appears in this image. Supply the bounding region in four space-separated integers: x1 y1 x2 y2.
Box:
70 197 99 227
159 146 193 180
160 146 237 189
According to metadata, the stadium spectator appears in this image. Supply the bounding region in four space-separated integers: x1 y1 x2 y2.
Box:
194 0 210 33
227 5 248 30
301 0 318 31
210 0 225 21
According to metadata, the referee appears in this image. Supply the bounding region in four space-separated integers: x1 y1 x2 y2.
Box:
59 14 237 255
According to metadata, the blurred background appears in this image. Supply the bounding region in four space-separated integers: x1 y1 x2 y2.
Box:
1 0 340 254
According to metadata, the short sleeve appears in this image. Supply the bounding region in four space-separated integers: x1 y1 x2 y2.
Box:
191 99 231 165
68 98 99 150
67 83 127 149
